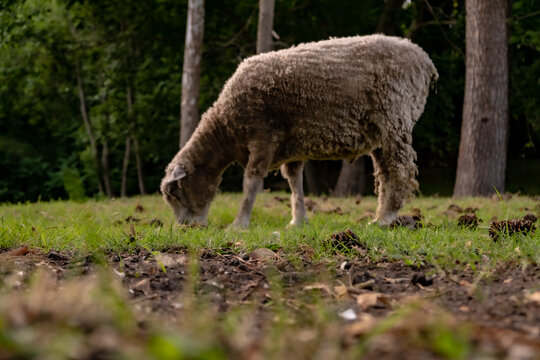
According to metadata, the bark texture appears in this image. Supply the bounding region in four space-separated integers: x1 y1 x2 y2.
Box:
76 67 104 194
333 158 366 197
101 139 113 198
256 0 275 54
126 85 146 195
133 137 146 195
180 0 205 149
454 0 508 197
121 136 131 198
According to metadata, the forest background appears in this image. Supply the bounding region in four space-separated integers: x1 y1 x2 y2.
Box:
0 0 539 203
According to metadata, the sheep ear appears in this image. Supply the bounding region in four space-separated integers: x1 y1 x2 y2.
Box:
171 165 187 181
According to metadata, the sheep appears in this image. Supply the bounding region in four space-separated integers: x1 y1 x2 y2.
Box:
161 34 438 228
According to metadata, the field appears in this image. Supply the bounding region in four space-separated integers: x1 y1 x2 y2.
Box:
1 193 540 359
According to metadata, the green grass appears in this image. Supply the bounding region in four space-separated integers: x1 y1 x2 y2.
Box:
1 192 539 268
1 193 539 359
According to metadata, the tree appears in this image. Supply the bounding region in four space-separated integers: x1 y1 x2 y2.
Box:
453 0 508 197
180 0 205 149
257 0 275 54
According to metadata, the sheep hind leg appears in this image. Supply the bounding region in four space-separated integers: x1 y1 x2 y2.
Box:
370 140 418 226
281 161 308 227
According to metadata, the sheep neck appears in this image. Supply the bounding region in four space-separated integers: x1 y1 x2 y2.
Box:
181 120 232 180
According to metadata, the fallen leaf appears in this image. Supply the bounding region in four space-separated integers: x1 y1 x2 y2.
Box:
384 277 409 283
113 269 126 279
334 283 349 299
526 291 540 304
503 277 513 284
304 283 332 295
131 278 150 295
155 253 188 267
1 247 30 257
345 313 376 336
356 292 381 310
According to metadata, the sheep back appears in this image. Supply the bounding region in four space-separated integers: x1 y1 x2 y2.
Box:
201 34 438 167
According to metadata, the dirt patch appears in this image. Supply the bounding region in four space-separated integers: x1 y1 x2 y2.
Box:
110 248 275 314
2 247 540 358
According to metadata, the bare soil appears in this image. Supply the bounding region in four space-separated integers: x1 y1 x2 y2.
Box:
1 245 540 358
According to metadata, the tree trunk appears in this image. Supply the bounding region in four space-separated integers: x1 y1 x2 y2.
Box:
121 136 131 198
133 137 146 195
375 0 402 35
101 139 113 198
180 0 205 149
303 161 322 195
125 85 145 195
453 0 508 197
256 0 275 54
333 158 366 197
75 66 104 194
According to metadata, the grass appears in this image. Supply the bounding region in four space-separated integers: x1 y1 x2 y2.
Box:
1 193 539 359
1 192 539 268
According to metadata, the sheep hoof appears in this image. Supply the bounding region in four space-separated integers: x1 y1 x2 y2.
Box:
370 220 390 228
286 219 308 229
229 219 250 229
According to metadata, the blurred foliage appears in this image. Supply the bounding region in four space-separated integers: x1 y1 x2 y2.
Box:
0 0 539 202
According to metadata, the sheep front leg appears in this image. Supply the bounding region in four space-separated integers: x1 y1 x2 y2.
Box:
370 138 418 226
231 173 264 228
281 161 308 227
232 144 276 228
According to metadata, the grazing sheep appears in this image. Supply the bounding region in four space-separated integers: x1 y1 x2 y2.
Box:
161 34 438 227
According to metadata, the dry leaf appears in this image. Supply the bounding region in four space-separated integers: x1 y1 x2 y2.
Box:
384 277 409 283
356 292 381 310
130 278 150 295
345 313 376 336
334 283 349 299
304 283 332 295
0 246 30 257
155 253 188 267
526 291 540 304
503 277 513 284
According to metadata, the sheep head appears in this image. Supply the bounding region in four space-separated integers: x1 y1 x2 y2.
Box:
160 163 214 226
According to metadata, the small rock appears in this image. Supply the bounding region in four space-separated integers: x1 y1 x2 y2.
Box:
248 248 278 260
338 308 357 321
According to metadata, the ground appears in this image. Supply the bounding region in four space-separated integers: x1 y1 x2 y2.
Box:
0 193 539 359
